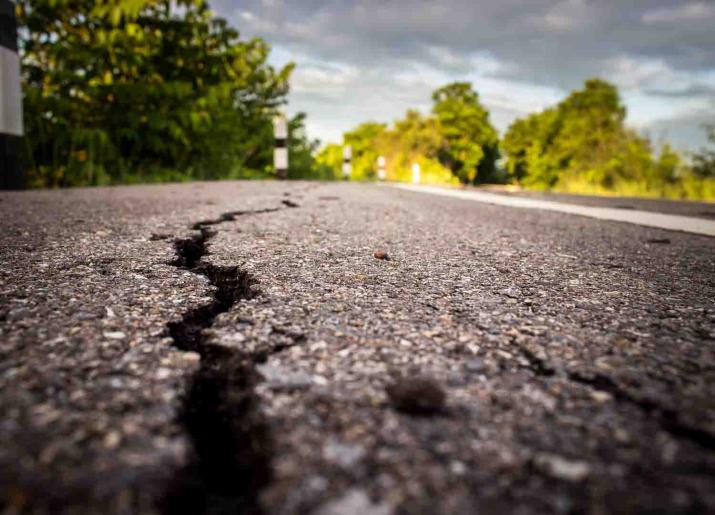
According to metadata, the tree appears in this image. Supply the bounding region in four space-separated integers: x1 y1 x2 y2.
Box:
382 110 454 183
501 116 533 184
286 112 323 179
315 111 456 185
314 143 344 180
315 82 499 186
503 79 657 192
19 0 293 186
431 82 499 184
343 122 387 180
550 79 628 184
692 124 715 179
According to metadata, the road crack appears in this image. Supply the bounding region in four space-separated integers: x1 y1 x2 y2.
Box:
514 339 715 452
190 208 280 231
161 207 289 514
567 370 715 452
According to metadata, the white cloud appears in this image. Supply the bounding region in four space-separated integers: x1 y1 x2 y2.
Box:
642 2 715 25
605 55 677 90
624 91 710 128
528 0 594 32
291 63 359 96
234 9 277 33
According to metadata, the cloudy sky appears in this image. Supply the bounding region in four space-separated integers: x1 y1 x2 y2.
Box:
213 0 715 150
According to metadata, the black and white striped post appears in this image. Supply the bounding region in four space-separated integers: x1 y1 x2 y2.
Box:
377 155 386 181
273 115 288 180
0 0 24 189
342 145 352 179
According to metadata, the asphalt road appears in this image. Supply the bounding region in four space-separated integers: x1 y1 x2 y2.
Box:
486 187 715 219
1 181 714 514
393 184 715 236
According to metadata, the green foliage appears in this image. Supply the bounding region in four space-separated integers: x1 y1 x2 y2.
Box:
502 79 714 200
344 122 387 181
431 82 499 184
382 111 456 184
19 0 295 187
316 82 498 185
315 113 457 185
314 143 344 180
692 124 715 179
313 121 389 181
285 112 326 179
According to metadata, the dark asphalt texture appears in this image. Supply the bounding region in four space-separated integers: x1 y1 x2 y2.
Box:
1 181 714 514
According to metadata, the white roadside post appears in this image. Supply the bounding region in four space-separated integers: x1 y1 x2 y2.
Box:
377 155 386 181
412 162 421 184
342 145 352 179
0 0 24 189
273 115 288 180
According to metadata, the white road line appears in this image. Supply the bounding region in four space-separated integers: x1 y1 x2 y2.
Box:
389 184 715 237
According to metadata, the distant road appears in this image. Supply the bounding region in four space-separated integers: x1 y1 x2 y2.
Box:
485 186 715 219
1 181 714 514
393 184 715 236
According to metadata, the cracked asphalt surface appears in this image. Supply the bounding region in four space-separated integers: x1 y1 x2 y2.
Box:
1 181 714 514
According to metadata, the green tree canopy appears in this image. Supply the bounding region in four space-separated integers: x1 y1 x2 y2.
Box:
19 0 293 186
432 82 499 184
285 112 325 180
344 121 387 180
502 79 714 199
693 124 715 179
316 82 498 185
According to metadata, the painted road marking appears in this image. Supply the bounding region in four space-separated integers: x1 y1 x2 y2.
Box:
390 184 715 237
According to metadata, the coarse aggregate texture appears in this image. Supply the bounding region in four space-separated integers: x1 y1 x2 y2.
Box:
1 181 714 514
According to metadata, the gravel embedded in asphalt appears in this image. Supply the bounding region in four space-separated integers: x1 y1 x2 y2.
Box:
1 181 714 514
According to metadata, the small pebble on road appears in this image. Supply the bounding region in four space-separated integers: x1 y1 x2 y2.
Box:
533 453 591 482
386 376 446 415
